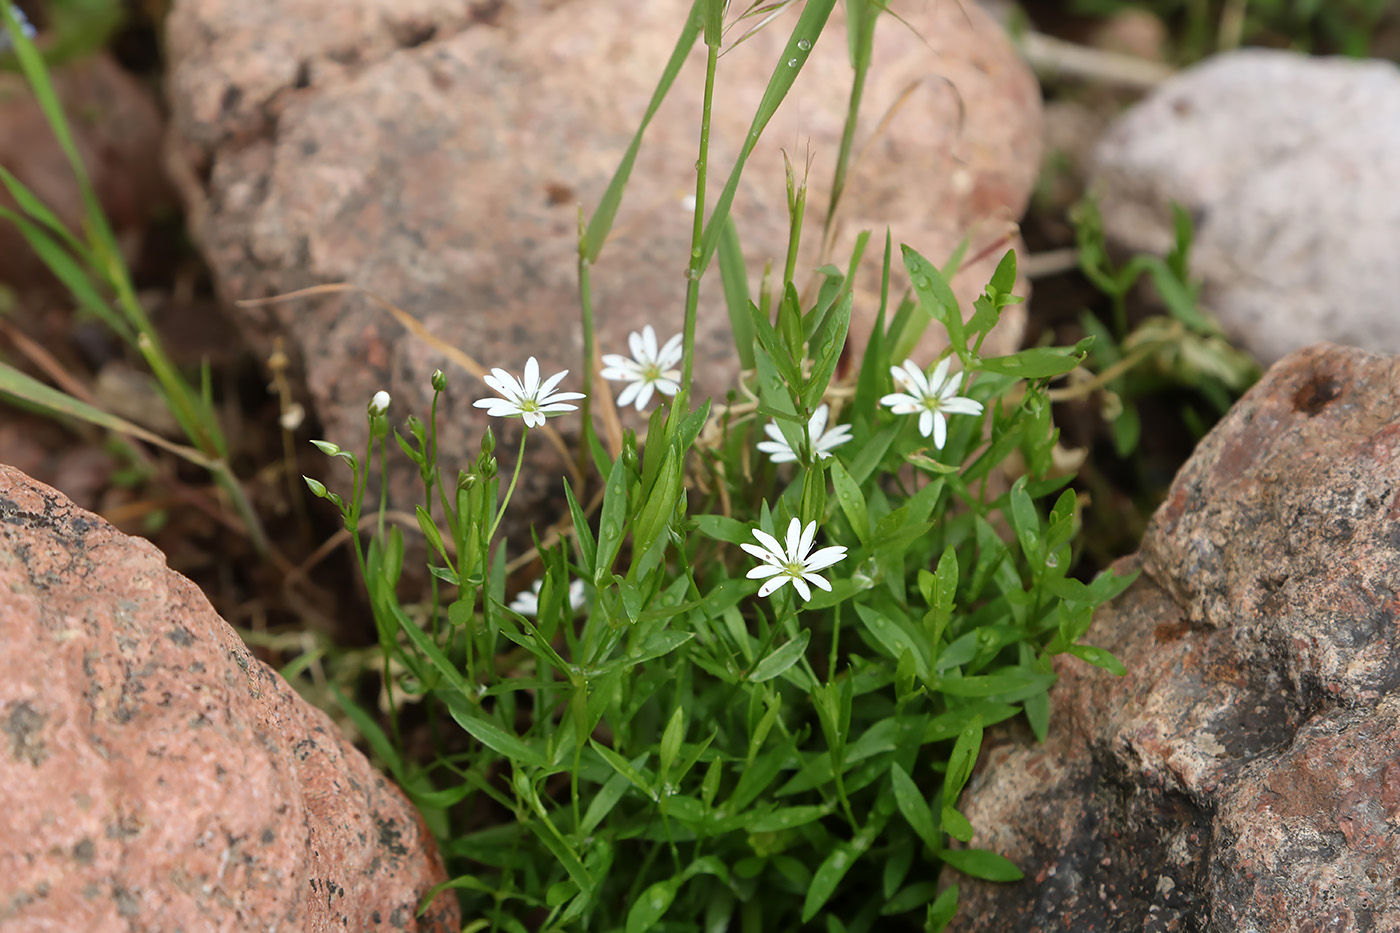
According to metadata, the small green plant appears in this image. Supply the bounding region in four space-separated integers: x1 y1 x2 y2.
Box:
299 4 1138 929
0 4 265 550
1068 196 1259 458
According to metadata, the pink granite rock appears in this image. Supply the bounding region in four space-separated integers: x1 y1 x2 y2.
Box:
163 0 1041 529
948 343 1400 931
0 465 459 931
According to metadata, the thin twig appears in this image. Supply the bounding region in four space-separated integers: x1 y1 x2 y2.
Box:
1017 31 1174 91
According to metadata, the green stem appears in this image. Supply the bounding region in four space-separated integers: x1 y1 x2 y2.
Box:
681 39 720 398
487 430 530 542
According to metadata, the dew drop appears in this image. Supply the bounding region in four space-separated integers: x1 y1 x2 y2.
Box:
1045 553 1059 569
787 58 798 67
797 38 812 51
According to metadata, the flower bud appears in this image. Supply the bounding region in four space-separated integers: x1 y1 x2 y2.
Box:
369 390 391 415
480 425 496 456
431 369 447 392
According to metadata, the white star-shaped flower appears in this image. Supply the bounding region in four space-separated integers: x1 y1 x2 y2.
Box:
600 325 684 411
473 357 585 429
756 403 853 464
741 518 848 601
880 357 983 449
509 578 587 617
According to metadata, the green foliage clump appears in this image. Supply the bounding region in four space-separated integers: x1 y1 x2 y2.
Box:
298 5 1139 928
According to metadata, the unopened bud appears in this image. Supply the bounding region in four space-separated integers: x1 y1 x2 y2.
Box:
369 390 391 415
431 369 447 392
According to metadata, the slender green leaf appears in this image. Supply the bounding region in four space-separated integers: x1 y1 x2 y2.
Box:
829 458 870 545
889 763 939 850
447 698 549 769
748 629 811 682
562 477 597 578
938 848 1024 882
697 0 840 272
594 454 629 583
627 878 680 933
718 215 756 369
1066 644 1127 675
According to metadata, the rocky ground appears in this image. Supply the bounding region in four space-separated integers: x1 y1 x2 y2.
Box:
4 0 1400 929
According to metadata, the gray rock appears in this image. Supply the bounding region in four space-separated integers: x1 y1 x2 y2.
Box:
1090 50 1400 366
949 343 1400 931
0 464 459 931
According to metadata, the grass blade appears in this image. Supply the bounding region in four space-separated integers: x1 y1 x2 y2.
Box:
697 0 839 272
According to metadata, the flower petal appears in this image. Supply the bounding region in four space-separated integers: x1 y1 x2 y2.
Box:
803 546 848 572
474 399 520 417
522 357 541 393
918 409 935 438
796 520 817 561
790 576 811 601
633 381 655 411
750 528 785 559
901 360 929 394
932 411 948 449
642 324 658 361
942 398 983 416
741 541 783 564
616 380 643 408
928 357 952 392
757 576 789 598
746 564 783 580
783 518 804 560
628 329 646 362
803 572 833 593
808 404 829 439
658 333 684 368
537 368 569 399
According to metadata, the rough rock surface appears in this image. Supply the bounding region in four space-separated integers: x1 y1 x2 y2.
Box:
1090 50 1400 366
0 465 459 931
163 0 1041 527
948 343 1400 931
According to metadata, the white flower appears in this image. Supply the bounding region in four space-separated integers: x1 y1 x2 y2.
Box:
509 578 587 616
369 390 391 415
880 357 983 449
473 356 585 428
756 403 853 464
741 518 848 601
600 325 683 411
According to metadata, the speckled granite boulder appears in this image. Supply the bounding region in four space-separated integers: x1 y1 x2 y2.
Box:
163 0 1041 529
0 465 459 931
1090 50 1400 366
948 343 1400 931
